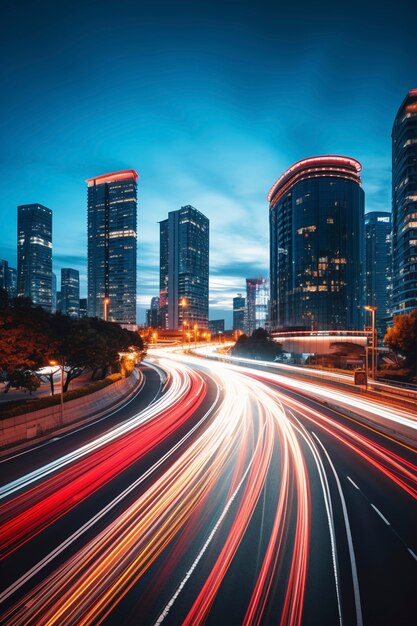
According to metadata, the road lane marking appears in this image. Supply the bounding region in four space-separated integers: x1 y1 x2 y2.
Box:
370 504 390 526
346 476 360 490
312 432 363 626
408 548 417 561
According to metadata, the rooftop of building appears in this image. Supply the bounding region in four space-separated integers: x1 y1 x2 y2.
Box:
85 170 139 187
267 155 362 207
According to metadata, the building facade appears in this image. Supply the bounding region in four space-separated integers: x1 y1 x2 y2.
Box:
391 90 417 316
233 294 246 331
79 298 87 318
61 268 80 318
17 203 53 311
208 319 225 335
159 205 209 329
269 156 365 331
87 170 138 324
146 296 160 328
246 278 269 335
365 212 392 339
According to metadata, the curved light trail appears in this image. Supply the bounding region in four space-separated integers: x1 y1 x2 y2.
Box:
0 349 416 625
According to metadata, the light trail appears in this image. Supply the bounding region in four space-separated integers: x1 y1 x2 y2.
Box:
1 349 415 625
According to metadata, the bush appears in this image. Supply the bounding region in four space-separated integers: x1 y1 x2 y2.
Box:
0 373 123 420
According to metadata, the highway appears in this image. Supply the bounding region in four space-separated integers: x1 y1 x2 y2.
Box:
0 350 416 625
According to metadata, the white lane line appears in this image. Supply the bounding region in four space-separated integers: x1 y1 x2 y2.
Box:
370 504 390 526
312 432 363 626
346 476 360 491
289 414 343 626
407 548 417 561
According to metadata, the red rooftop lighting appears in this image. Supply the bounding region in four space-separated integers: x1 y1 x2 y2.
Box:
86 170 139 187
267 155 362 206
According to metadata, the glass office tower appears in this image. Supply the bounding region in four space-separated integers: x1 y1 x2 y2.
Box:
233 294 246 331
61 268 80 318
246 278 269 334
17 203 53 311
269 156 364 330
365 212 392 338
391 89 417 316
87 170 138 324
159 205 209 329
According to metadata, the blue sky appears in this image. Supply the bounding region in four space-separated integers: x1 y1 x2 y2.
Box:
1 0 416 326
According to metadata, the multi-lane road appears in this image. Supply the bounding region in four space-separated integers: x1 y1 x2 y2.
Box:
0 350 416 625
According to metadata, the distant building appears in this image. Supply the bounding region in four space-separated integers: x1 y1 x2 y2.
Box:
269 156 365 330
61 268 80 318
233 294 246 331
52 272 57 313
159 205 209 329
365 212 392 339
146 296 160 328
391 90 417 316
87 170 138 324
208 319 225 335
7 266 17 299
246 278 269 335
56 291 62 313
79 298 88 318
17 203 53 311
0 259 9 293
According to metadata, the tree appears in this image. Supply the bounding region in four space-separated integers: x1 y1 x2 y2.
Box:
384 311 417 371
232 328 283 361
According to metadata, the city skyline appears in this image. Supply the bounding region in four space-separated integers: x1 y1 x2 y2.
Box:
1 1 416 325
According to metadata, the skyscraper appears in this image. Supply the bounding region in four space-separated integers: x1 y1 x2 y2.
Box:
52 272 57 313
159 205 209 329
365 212 392 338
0 259 9 292
7 266 17 299
391 89 417 316
17 203 52 311
87 170 138 324
269 156 364 330
61 268 80 318
233 294 246 331
79 298 87 318
246 278 269 335
146 296 160 328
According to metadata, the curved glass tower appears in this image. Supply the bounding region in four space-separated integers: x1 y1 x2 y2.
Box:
392 90 417 316
269 156 364 331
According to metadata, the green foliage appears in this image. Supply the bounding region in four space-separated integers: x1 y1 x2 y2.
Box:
232 328 283 361
384 311 417 371
0 299 144 392
0 373 123 420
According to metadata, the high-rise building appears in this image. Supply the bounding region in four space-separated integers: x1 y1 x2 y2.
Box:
146 296 160 328
87 170 138 324
52 272 57 313
365 212 392 338
208 319 225 335
391 90 417 316
17 203 53 311
233 294 246 331
0 259 9 292
79 298 88 318
159 205 209 329
246 278 269 335
269 156 364 330
7 266 17 299
61 268 80 318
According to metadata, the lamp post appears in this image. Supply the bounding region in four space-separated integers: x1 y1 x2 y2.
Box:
103 297 110 322
364 305 377 380
179 298 188 349
49 360 64 425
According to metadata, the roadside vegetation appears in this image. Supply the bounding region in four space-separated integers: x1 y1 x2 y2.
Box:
0 294 145 397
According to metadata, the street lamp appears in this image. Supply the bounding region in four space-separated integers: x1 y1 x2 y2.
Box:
179 298 188 348
49 359 64 425
103 297 110 322
364 305 377 380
